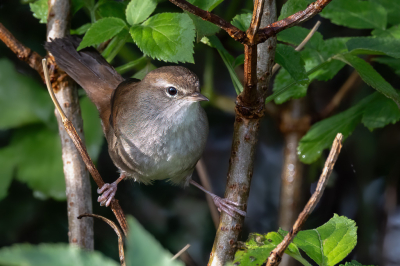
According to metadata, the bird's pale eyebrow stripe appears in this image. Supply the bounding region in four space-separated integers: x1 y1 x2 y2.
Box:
153 79 174 88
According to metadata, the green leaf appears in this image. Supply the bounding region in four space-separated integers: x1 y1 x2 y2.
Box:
233 54 245 68
126 216 184 266
334 53 400 107
278 0 309 20
320 0 387 30
347 37 400 58
126 0 157 25
130 13 195 63
231 13 251 31
70 23 92 35
369 0 400 26
186 0 223 11
77 17 126 50
275 44 309 85
233 232 311 266
0 147 15 201
280 214 357 266
298 92 400 163
373 56 400 76
372 25 400 39
81 97 103 160
201 36 243 94
0 59 53 129
71 0 85 15
29 0 48 23
188 13 220 42
273 68 307 104
277 26 323 50
0 243 119 266
97 0 127 20
339 260 374 266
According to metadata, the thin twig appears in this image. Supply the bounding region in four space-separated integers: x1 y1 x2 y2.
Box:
272 21 321 75
0 23 44 79
266 133 343 266
78 214 125 266
168 0 248 44
171 244 191 261
248 0 265 41
320 70 360 118
196 159 220 229
42 59 128 235
258 0 332 43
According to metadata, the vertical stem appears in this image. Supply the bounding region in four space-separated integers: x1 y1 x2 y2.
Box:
47 0 93 249
208 1 276 266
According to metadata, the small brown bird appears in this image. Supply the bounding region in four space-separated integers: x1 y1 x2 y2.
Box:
45 36 245 217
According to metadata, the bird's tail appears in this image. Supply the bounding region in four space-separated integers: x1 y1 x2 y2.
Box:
45 36 124 131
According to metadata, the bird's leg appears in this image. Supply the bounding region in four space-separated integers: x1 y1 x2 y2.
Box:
97 173 126 207
189 180 246 217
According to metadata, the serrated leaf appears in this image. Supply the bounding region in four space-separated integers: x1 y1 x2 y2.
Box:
278 0 309 20
231 13 252 32
275 44 309 85
279 214 357 266
273 68 307 104
0 243 119 266
320 0 387 30
29 0 48 23
347 37 400 58
0 147 15 201
201 36 243 94
0 59 53 129
97 0 127 20
186 0 223 11
77 17 126 50
233 232 312 266
130 13 195 63
126 0 157 25
372 25 400 39
334 53 400 108
369 0 400 26
298 92 400 163
188 13 220 42
126 216 184 266
372 57 400 76
70 23 92 35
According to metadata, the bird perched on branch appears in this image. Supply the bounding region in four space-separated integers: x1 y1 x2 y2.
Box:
45 36 245 217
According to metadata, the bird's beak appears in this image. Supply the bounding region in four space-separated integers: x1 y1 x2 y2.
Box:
187 92 209 102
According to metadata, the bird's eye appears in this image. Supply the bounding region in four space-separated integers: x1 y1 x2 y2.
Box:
167 87 178 96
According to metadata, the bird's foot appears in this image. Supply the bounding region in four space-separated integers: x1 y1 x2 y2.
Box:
97 182 118 207
211 195 247 217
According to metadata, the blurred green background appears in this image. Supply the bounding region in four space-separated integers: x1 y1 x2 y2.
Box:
0 0 400 265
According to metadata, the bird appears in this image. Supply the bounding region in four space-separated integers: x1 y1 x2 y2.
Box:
45 36 245 217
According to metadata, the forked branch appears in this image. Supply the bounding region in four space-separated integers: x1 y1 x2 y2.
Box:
266 133 343 266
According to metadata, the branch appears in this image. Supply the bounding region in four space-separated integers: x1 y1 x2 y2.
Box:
78 214 125 266
272 21 321 75
0 23 44 79
258 0 332 43
42 59 128 235
46 0 94 249
319 70 361 118
266 133 343 266
168 0 248 44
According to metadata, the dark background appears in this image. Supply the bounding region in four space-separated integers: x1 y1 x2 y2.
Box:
0 0 399 265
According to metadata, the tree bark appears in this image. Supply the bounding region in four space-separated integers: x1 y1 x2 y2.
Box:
47 0 93 249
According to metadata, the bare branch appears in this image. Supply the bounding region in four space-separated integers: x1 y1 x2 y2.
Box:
196 159 220 229
0 23 44 79
258 0 332 43
320 70 361 118
42 59 128 235
171 244 191 261
272 21 321 75
168 0 248 44
248 0 265 41
266 133 343 266
78 214 125 266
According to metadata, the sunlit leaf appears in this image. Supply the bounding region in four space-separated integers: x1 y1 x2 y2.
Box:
29 0 48 23
186 0 223 11
347 37 400 58
231 13 251 31
126 0 157 25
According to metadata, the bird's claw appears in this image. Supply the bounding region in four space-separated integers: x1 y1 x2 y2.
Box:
97 183 118 207
212 195 246 217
